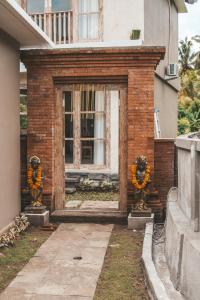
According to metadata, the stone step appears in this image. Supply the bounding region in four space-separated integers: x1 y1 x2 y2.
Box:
65 187 76 194
65 177 80 183
50 210 127 225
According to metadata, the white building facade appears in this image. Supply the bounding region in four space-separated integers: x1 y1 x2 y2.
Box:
17 0 188 176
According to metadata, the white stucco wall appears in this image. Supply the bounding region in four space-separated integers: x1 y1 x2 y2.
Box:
0 31 20 231
103 0 144 41
144 0 179 138
154 76 178 138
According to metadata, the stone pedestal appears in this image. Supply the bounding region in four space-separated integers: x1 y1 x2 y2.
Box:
25 206 49 226
128 212 154 230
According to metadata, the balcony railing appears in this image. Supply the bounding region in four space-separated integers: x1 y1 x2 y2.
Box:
30 11 73 44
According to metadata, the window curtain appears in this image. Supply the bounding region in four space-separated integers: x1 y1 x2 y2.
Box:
94 91 105 165
78 0 99 40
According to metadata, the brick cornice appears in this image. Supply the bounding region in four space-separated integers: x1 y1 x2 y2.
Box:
21 46 165 69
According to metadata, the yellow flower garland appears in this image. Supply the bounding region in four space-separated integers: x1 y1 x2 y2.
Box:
27 165 42 190
131 163 151 190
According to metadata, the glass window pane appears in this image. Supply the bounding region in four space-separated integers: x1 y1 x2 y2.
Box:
81 91 104 111
81 141 94 164
81 140 105 165
78 15 88 40
52 0 71 12
88 14 98 39
94 140 105 165
89 0 99 12
81 114 94 138
78 0 98 13
65 140 73 163
78 0 87 13
81 113 105 138
95 91 105 111
81 91 95 111
65 91 73 112
65 115 73 138
27 0 44 13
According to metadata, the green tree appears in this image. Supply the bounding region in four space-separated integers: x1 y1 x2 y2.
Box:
178 37 200 135
178 38 194 74
187 99 200 132
192 35 200 69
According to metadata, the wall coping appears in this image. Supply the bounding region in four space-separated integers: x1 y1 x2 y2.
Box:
176 133 200 151
155 138 175 143
21 46 165 70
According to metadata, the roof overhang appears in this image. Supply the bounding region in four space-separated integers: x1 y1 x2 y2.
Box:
173 0 188 13
0 0 54 48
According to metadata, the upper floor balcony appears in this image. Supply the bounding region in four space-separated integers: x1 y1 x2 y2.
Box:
22 0 101 44
30 10 73 44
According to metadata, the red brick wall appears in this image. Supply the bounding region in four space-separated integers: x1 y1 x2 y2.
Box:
127 68 155 185
26 69 55 209
154 139 177 207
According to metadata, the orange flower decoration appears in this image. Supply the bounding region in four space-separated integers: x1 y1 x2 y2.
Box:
131 163 151 190
27 165 42 190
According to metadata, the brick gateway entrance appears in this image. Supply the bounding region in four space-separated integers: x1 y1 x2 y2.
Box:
21 46 165 213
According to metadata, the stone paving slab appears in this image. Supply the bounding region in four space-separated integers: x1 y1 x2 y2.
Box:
80 200 118 210
65 200 82 209
0 223 113 300
65 200 119 211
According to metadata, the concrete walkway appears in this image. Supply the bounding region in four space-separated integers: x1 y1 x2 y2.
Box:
0 223 113 300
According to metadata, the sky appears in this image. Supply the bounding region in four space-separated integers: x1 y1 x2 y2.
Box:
179 1 200 50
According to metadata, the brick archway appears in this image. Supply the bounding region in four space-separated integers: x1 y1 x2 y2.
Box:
21 46 165 212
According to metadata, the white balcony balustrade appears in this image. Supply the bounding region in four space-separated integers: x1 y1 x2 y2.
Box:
30 11 73 44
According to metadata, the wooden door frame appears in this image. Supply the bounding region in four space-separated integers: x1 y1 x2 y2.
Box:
54 82 128 212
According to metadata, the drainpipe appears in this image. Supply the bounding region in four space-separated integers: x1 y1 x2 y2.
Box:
167 0 171 65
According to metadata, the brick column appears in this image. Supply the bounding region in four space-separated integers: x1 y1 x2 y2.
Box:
127 67 155 185
27 68 55 210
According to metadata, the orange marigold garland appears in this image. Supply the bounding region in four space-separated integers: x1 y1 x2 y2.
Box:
131 162 151 190
27 165 42 190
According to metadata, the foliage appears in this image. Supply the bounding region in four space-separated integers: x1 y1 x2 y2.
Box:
20 95 27 129
178 37 200 135
79 177 118 192
178 117 190 135
94 225 149 300
0 215 29 248
0 227 51 292
192 35 200 69
178 38 194 74
187 99 200 131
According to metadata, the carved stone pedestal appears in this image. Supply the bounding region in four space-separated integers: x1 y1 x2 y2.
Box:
25 206 49 226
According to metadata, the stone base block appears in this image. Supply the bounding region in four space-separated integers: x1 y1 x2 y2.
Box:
128 213 154 230
25 210 49 226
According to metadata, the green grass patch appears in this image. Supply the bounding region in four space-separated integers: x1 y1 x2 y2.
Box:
94 225 149 300
0 227 51 293
66 191 120 202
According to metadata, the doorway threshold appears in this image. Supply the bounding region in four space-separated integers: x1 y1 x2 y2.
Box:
51 209 127 224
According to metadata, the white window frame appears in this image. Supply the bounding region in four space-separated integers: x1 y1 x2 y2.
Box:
77 0 102 42
64 86 110 171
